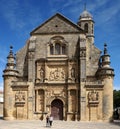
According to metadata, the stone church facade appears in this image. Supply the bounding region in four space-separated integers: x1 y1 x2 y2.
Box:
3 9 114 121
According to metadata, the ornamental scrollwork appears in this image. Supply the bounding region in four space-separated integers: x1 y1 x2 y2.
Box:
46 90 66 99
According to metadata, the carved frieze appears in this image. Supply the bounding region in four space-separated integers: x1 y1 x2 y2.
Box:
49 68 65 81
46 89 66 98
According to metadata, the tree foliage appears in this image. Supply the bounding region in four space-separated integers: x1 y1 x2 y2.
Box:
113 90 120 108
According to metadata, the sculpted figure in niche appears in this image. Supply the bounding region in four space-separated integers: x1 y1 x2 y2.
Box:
71 68 75 78
40 68 44 82
88 90 99 101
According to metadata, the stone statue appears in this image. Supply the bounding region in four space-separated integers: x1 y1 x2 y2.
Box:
40 68 44 82
71 68 75 78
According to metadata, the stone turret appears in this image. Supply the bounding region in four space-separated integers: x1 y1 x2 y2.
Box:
3 46 19 120
96 43 114 76
96 43 114 121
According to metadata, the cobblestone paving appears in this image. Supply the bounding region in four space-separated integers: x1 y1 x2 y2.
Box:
0 120 120 129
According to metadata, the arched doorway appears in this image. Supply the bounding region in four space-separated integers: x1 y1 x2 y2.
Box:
51 99 63 120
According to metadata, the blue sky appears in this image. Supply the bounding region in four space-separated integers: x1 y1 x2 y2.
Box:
0 0 120 90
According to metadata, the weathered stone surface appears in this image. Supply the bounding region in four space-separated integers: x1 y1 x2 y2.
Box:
3 12 114 121
31 13 84 35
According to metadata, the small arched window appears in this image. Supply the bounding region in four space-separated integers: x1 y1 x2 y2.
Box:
55 43 60 55
50 45 54 55
48 36 67 56
84 23 88 33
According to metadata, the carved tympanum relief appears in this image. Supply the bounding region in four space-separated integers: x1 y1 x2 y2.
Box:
46 89 66 98
49 68 65 81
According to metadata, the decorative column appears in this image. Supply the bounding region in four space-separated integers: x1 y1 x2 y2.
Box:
43 90 47 120
44 61 48 83
63 104 66 121
67 89 71 120
79 37 86 121
75 89 78 121
36 90 38 112
28 36 36 82
68 90 71 112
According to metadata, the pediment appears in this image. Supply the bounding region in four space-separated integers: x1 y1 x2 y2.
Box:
30 13 84 35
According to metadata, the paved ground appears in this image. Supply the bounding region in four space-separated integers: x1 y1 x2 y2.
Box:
0 119 120 129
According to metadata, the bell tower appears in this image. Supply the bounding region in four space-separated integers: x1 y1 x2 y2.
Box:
77 5 94 44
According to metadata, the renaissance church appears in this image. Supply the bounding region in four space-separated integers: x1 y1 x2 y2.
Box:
3 9 114 121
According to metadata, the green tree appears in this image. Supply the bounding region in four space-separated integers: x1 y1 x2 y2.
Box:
113 90 120 108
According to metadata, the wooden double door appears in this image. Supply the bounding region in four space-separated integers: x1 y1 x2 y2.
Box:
51 99 63 120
